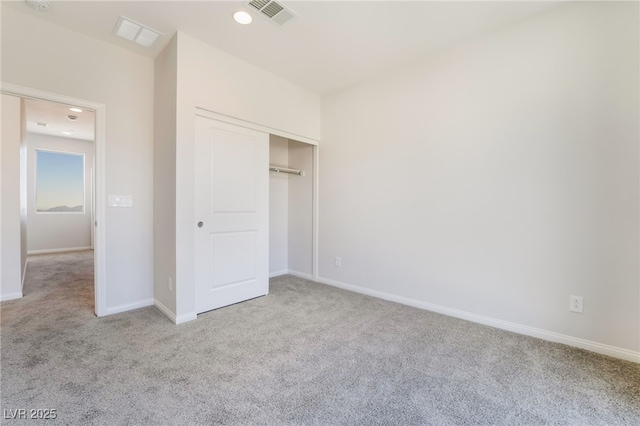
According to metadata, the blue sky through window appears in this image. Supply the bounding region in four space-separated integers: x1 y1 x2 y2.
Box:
36 150 84 212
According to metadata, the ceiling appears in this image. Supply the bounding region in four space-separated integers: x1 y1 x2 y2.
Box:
25 98 96 141
6 1 564 95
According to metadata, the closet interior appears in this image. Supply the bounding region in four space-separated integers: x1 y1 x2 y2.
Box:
269 135 314 280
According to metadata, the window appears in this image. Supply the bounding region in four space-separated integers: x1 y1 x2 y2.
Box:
36 150 84 213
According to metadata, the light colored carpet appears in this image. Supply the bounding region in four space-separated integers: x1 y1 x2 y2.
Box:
1 250 639 425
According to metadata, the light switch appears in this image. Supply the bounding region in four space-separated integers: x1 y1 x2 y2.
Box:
108 195 133 207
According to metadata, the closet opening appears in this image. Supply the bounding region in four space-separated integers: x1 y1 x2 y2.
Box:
269 135 316 281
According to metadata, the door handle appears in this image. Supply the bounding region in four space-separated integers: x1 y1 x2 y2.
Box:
197 221 204 228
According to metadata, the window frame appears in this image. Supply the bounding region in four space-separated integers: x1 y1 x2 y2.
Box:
35 148 86 215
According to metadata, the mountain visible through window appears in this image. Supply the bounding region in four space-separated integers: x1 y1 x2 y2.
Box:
36 150 84 213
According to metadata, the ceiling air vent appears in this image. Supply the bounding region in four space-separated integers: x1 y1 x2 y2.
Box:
113 16 163 48
246 0 296 26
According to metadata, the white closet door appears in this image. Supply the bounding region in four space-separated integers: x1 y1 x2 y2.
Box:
194 115 269 314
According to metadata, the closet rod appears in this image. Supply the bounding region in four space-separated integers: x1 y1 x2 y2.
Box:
269 166 304 176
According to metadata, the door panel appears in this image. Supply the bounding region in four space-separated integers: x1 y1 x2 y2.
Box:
195 116 269 314
211 132 257 213
210 231 257 288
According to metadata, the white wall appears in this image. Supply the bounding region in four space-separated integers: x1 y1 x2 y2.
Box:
1 94 23 301
288 140 314 277
269 135 289 276
153 35 178 315
320 2 639 356
26 133 93 253
1 6 154 312
178 33 321 143
172 32 321 319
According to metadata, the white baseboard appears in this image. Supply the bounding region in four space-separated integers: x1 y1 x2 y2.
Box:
105 298 154 315
269 269 314 281
154 299 176 323
269 269 288 278
0 292 23 302
154 299 197 325
28 247 92 255
317 276 640 364
176 312 197 324
287 269 314 281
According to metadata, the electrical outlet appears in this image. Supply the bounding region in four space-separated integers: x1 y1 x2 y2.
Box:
335 256 342 267
168 277 173 292
569 295 583 313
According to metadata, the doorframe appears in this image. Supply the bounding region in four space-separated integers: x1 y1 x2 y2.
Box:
312 144 319 281
195 107 320 283
1 82 107 317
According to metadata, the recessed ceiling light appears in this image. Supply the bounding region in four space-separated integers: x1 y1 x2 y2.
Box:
113 16 163 48
233 11 253 25
36 122 48 127
68 115 78 121
69 107 83 113
62 130 74 135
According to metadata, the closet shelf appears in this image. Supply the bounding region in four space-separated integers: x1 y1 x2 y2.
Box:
269 165 304 176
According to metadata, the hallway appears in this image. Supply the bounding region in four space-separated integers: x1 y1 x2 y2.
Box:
17 250 94 315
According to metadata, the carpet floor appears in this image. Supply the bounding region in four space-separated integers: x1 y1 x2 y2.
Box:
1 251 639 425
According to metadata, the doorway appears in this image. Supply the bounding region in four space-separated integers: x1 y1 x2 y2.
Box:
269 135 316 280
0 83 107 316
24 98 95 311
25 99 95 255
